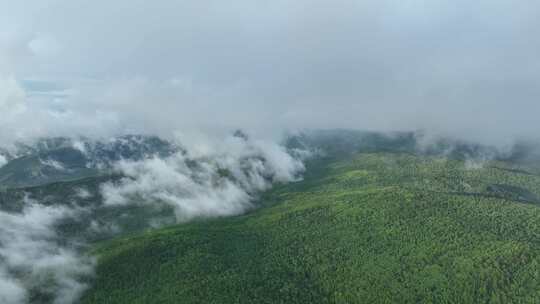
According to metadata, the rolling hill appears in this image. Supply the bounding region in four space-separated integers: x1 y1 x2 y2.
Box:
1 131 540 303
81 152 540 303
0 135 177 188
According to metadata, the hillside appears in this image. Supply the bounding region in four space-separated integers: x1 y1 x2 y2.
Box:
81 153 540 304
0 135 177 188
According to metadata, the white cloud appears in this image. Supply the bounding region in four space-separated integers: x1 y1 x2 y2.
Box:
0 200 94 304
0 75 26 116
0 1 538 146
0 270 25 304
102 135 305 222
28 34 62 59
40 157 66 171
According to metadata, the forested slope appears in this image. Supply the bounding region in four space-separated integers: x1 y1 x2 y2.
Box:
82 153 540 303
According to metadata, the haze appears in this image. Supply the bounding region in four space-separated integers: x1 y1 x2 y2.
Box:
1 0 539 145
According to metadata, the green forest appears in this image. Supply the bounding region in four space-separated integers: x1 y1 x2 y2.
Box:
81 153 540 303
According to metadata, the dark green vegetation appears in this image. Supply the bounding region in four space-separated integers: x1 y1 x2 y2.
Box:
81 153 540 304
0 135 177 188
0 148 98 188
2 131 540 303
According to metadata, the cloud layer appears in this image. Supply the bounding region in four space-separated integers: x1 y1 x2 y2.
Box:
0 134 306 303
102 134 305 222
0 199 93 304
0 0 539 145
1 3 539 302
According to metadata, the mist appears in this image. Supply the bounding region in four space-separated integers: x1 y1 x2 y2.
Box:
1 1 540 303
101 134 305 221
1 0 540 146
0 198 93 304
0 134 307 303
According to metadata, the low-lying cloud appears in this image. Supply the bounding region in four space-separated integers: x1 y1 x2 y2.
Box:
1 1 540 302
0 199 93 304
102 134 305 222
0 155 6 168
0 134 307 303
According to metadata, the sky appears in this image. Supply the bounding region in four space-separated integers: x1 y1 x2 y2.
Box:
1 0 540 146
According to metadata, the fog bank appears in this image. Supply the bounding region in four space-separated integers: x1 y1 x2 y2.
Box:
1 1 540 146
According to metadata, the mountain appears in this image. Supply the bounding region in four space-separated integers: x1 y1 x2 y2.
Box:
81 151 540 303
1 130 540 303
0 135 179 188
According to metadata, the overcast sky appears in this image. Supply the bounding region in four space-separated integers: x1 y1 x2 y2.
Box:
1 0 539 145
